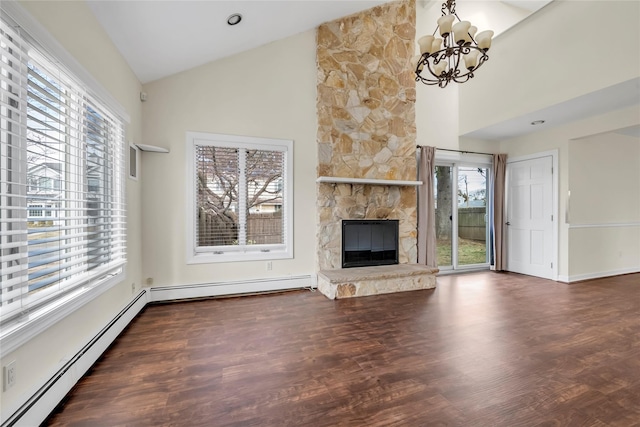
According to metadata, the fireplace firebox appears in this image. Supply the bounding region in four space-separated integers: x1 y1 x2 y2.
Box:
342 219 399 268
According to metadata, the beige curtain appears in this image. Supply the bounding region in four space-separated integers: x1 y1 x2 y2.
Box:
493 154 507 271
417 146 437 266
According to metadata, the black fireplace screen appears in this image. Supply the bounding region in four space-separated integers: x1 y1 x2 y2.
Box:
342 220 399 268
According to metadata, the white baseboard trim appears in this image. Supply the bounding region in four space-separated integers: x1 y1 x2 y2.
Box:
561 267 640 283
149 275 316 303
569 222 640 229
3 290 148 427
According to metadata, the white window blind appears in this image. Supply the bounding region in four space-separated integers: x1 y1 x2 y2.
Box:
0 17 126 326
187 132 293 263
196 145 241 246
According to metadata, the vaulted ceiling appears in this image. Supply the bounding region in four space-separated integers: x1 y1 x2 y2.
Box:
86 0 638 140
87 0 389 84
87 0 551 85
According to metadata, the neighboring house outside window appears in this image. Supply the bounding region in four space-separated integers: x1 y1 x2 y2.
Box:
186 132 293 263
0 11 127 352
28 205 44 218
26 163 62 226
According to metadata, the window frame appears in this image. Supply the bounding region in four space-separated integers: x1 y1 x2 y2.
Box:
0 2 129 358
434 151 493 272
186 132 294 264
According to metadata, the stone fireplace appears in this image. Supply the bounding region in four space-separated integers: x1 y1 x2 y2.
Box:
315 0 437 299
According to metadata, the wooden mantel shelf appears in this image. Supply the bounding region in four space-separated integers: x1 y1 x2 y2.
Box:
316 176 422 186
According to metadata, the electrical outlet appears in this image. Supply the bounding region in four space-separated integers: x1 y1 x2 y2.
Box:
266 261 273 271
4 360 16 391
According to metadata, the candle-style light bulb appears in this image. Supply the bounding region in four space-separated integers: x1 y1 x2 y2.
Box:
475 30 494 51
466 26 477 44
452 21 471 46
433 60 448 76
437 15 455 37
463 51 480 70
431 38 443 53
418 35 435 55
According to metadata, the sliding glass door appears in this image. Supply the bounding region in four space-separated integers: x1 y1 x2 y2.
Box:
435 165 454 266
434 160 490 271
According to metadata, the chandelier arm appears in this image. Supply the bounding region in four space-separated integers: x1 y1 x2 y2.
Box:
452 73 473 84
474 52 489 71
430 54 441 74
453 48 462 77
415 67 444 86
432 50 447 70
443 33 451 49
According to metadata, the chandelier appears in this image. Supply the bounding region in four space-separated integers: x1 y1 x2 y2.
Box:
415 0 494 88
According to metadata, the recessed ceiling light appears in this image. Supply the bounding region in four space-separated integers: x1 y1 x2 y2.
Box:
227 13 242 26
531 120 546 126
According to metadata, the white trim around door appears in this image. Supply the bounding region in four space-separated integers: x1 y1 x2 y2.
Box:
506 150 559 281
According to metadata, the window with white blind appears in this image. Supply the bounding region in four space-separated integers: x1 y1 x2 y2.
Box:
0 14 126 341
186 132 293 263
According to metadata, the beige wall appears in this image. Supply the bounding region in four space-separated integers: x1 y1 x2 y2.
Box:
459 0 640 136
1 0 143 418
140 31 318 286
569 133 640 225
568 132 640 278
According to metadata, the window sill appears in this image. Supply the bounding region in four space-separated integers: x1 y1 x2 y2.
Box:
187 248 293 264
0 273 124 358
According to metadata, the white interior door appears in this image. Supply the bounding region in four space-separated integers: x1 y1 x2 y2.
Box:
506 156 554 279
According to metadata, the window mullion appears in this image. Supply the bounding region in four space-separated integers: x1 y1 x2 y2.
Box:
237 148 247 247
67 91 84 289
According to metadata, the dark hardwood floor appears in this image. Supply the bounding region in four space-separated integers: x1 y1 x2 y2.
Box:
45 272 640 426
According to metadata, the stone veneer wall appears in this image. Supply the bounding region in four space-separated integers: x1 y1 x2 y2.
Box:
316 0 417 271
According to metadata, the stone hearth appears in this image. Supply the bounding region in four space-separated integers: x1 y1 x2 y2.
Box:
318 264 438 300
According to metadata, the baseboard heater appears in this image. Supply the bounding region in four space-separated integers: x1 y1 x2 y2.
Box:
149 275 316 303
2 291 148 427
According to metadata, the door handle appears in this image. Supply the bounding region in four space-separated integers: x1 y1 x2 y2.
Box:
506 221 511 225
